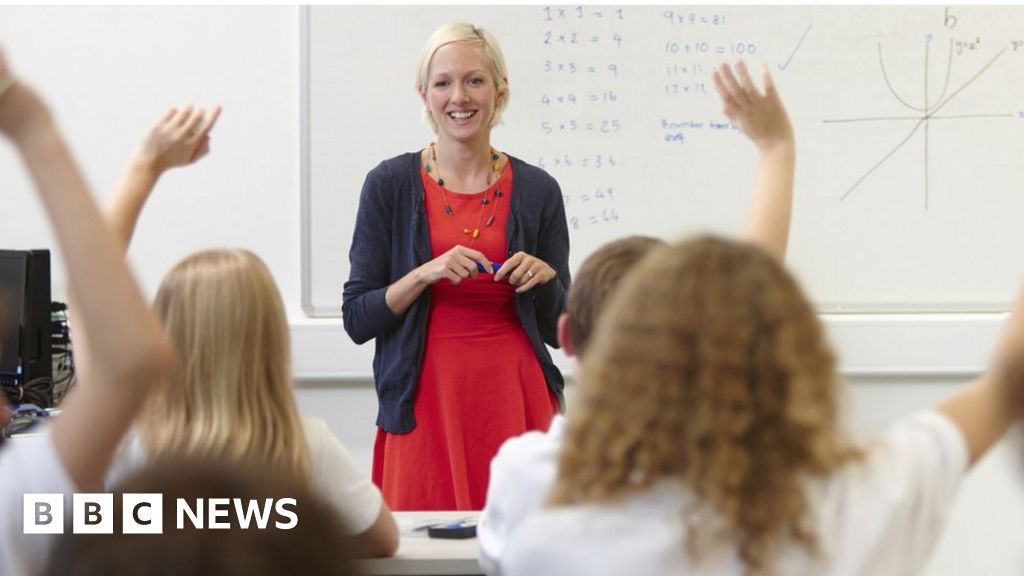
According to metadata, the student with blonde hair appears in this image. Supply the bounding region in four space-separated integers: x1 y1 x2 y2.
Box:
478 59 795 575
102 107 398 557
0 47 171 575
137 248 311 475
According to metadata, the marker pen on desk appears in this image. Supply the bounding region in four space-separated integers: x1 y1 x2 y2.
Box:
476 262 502 274
427 517 478 539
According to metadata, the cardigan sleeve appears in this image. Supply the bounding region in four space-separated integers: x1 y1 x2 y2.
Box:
342 162 403 344
531 175 571 348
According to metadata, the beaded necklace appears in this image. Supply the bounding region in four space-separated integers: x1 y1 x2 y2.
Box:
424 142 504 247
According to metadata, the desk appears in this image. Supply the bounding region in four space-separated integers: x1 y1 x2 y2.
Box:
357 511 483 576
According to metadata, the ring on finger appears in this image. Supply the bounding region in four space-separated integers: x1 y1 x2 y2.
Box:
526 270 534 279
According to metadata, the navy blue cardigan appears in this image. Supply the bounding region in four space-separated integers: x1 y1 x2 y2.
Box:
342 152 571 434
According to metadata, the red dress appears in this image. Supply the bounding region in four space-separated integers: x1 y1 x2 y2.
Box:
371 163 558 510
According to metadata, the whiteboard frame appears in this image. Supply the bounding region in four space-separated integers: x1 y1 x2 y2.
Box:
300 7 323 316
289 313 1004 382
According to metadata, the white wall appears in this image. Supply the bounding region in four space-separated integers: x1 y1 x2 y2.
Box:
0 6 303 316
1 6 1022 575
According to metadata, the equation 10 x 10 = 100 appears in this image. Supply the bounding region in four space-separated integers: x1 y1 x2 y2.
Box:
664 41 757 56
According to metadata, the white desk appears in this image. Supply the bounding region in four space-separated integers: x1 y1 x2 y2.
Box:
357 511 483 576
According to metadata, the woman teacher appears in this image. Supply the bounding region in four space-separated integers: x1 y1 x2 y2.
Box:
342 22 570 510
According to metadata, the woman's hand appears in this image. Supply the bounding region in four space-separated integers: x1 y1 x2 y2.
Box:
133 105 222 174
495 251 556 294
417 244 492 286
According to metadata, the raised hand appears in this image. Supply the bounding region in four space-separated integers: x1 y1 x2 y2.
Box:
713 60 793 153
0 46 172 497
712 60 796 261
106 105 221 249
133 105 221 173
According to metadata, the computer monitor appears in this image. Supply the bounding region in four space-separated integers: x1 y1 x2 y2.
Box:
0 250 52 404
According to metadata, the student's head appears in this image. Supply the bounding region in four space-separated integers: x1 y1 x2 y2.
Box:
559 235 665 359
46 459 355 576
550 235 857 572
141 248 308 479
415 22 510 134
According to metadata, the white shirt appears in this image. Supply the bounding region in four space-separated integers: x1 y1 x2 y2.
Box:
478 414 565 575
0 426 76 576
107 415 383 535
503 411 968 576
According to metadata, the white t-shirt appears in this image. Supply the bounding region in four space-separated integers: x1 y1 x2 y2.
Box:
0 426 76 576
502 411 968 576
478 414 565 575
107 415 383 535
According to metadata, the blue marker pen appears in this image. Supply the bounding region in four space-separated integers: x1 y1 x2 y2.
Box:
476 262 502 274
426 517 478 539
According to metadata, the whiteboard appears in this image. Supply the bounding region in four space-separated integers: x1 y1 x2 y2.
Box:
303 5 1024 316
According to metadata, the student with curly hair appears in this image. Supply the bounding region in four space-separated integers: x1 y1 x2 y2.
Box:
501 84 1024 576
504 237 1024 576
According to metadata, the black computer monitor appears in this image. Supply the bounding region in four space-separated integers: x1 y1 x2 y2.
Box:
0 250 52 404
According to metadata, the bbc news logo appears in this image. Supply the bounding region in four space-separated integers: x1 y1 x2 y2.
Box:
24 493 298 534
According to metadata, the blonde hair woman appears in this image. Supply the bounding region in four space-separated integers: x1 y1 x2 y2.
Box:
503 236 1024 576
343 22 570 510
103 107 398 557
